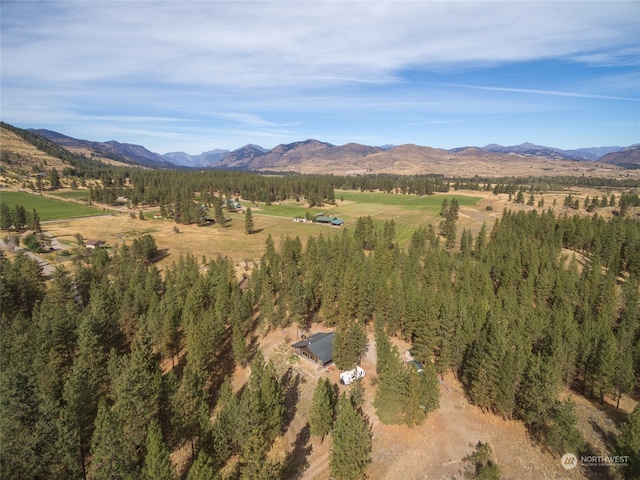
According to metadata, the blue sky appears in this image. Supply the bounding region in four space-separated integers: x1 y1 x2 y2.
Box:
2 1 639 155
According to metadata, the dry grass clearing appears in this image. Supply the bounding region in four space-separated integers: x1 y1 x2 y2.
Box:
42 186 640 278
0 128 68 172
45 209 345 275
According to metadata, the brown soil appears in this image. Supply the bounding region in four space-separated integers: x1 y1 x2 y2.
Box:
249 325 636 480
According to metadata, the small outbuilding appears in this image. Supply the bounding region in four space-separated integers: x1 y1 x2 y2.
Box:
85 239 105 249
291 332 335 367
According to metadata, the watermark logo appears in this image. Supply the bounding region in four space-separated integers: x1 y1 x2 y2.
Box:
561 453 578 470
561 453 629 470
580 455 629 468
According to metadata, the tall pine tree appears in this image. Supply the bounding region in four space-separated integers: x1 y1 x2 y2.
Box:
330 393 372 480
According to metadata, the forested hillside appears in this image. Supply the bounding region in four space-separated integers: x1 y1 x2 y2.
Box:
2 198 639 478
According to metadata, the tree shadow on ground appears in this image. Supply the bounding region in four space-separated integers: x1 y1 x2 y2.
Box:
588 418 619 455
281 367 301 433
245 333 260 364
282 422 312 480
570 387 631 429
151 248 170 263
580 441 617 480
209 336 238 405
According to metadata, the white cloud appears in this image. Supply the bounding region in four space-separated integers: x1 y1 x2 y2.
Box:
443 84 640 102
2 1 638 151
3 1 638 88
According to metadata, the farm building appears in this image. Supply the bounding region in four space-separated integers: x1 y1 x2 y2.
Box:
291 332 335 367
85 239 105 249
314 215 344 226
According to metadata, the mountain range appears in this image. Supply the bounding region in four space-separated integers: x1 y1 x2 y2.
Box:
26 128 640 172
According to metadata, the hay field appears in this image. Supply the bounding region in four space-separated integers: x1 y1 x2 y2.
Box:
41 190 491 275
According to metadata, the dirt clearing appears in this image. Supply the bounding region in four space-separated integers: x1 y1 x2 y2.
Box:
248 325 635 480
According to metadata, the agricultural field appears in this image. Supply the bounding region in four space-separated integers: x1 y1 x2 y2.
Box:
50 189 91 201
39 190 492 273
0 190 106 221
248 190 485 244
7 185 625 276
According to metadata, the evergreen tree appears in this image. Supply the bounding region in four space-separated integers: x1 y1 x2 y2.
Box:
240 427 283 480
173 363 210 460
186 450 220 480
439 198 459 250
374 332 407 424
460 228 473 256
0 363 43 479
49 167 61 189
210 376 241 467
462 441 501 480
310 378 335 443
213 196 225 226
330 393 371 480
354 216 375 250
28 208 41 233
1 252 46 317
142 419 174 480
111 327 163 465
374 330 439 427
241 351 284 445
333 319 367 370
62 352 100 479
245 206 254 234
90 398 136 479
546 398 584 456
0 201 13 230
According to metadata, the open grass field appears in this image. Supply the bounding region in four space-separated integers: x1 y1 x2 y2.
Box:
50 190 91 201
249 191 483 245
40 190 492 276
338 190 480 208
23 186 631 276
1 190 106 221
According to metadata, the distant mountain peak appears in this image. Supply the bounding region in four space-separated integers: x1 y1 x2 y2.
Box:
480 142 623 161
10 123 636 170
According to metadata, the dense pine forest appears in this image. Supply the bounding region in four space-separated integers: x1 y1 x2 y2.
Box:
1 122 640 478
2 198 640 478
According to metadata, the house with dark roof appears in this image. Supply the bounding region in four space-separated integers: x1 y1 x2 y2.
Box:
314 215 344 226
291 332 335 367
85 239 105 249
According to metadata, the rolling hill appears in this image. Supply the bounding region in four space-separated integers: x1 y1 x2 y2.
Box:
2 123 638 178
31 129 174 168
598 145 640 167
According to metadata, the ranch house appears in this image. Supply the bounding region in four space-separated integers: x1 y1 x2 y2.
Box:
291 332 335 367
314 215 344 226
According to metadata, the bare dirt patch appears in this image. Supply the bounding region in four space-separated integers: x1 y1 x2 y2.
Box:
249 325 635 480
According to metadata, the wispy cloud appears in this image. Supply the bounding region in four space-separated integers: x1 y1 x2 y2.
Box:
441 84 640 102
2 1 638 151
211 112 299 128
3 1 638 88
